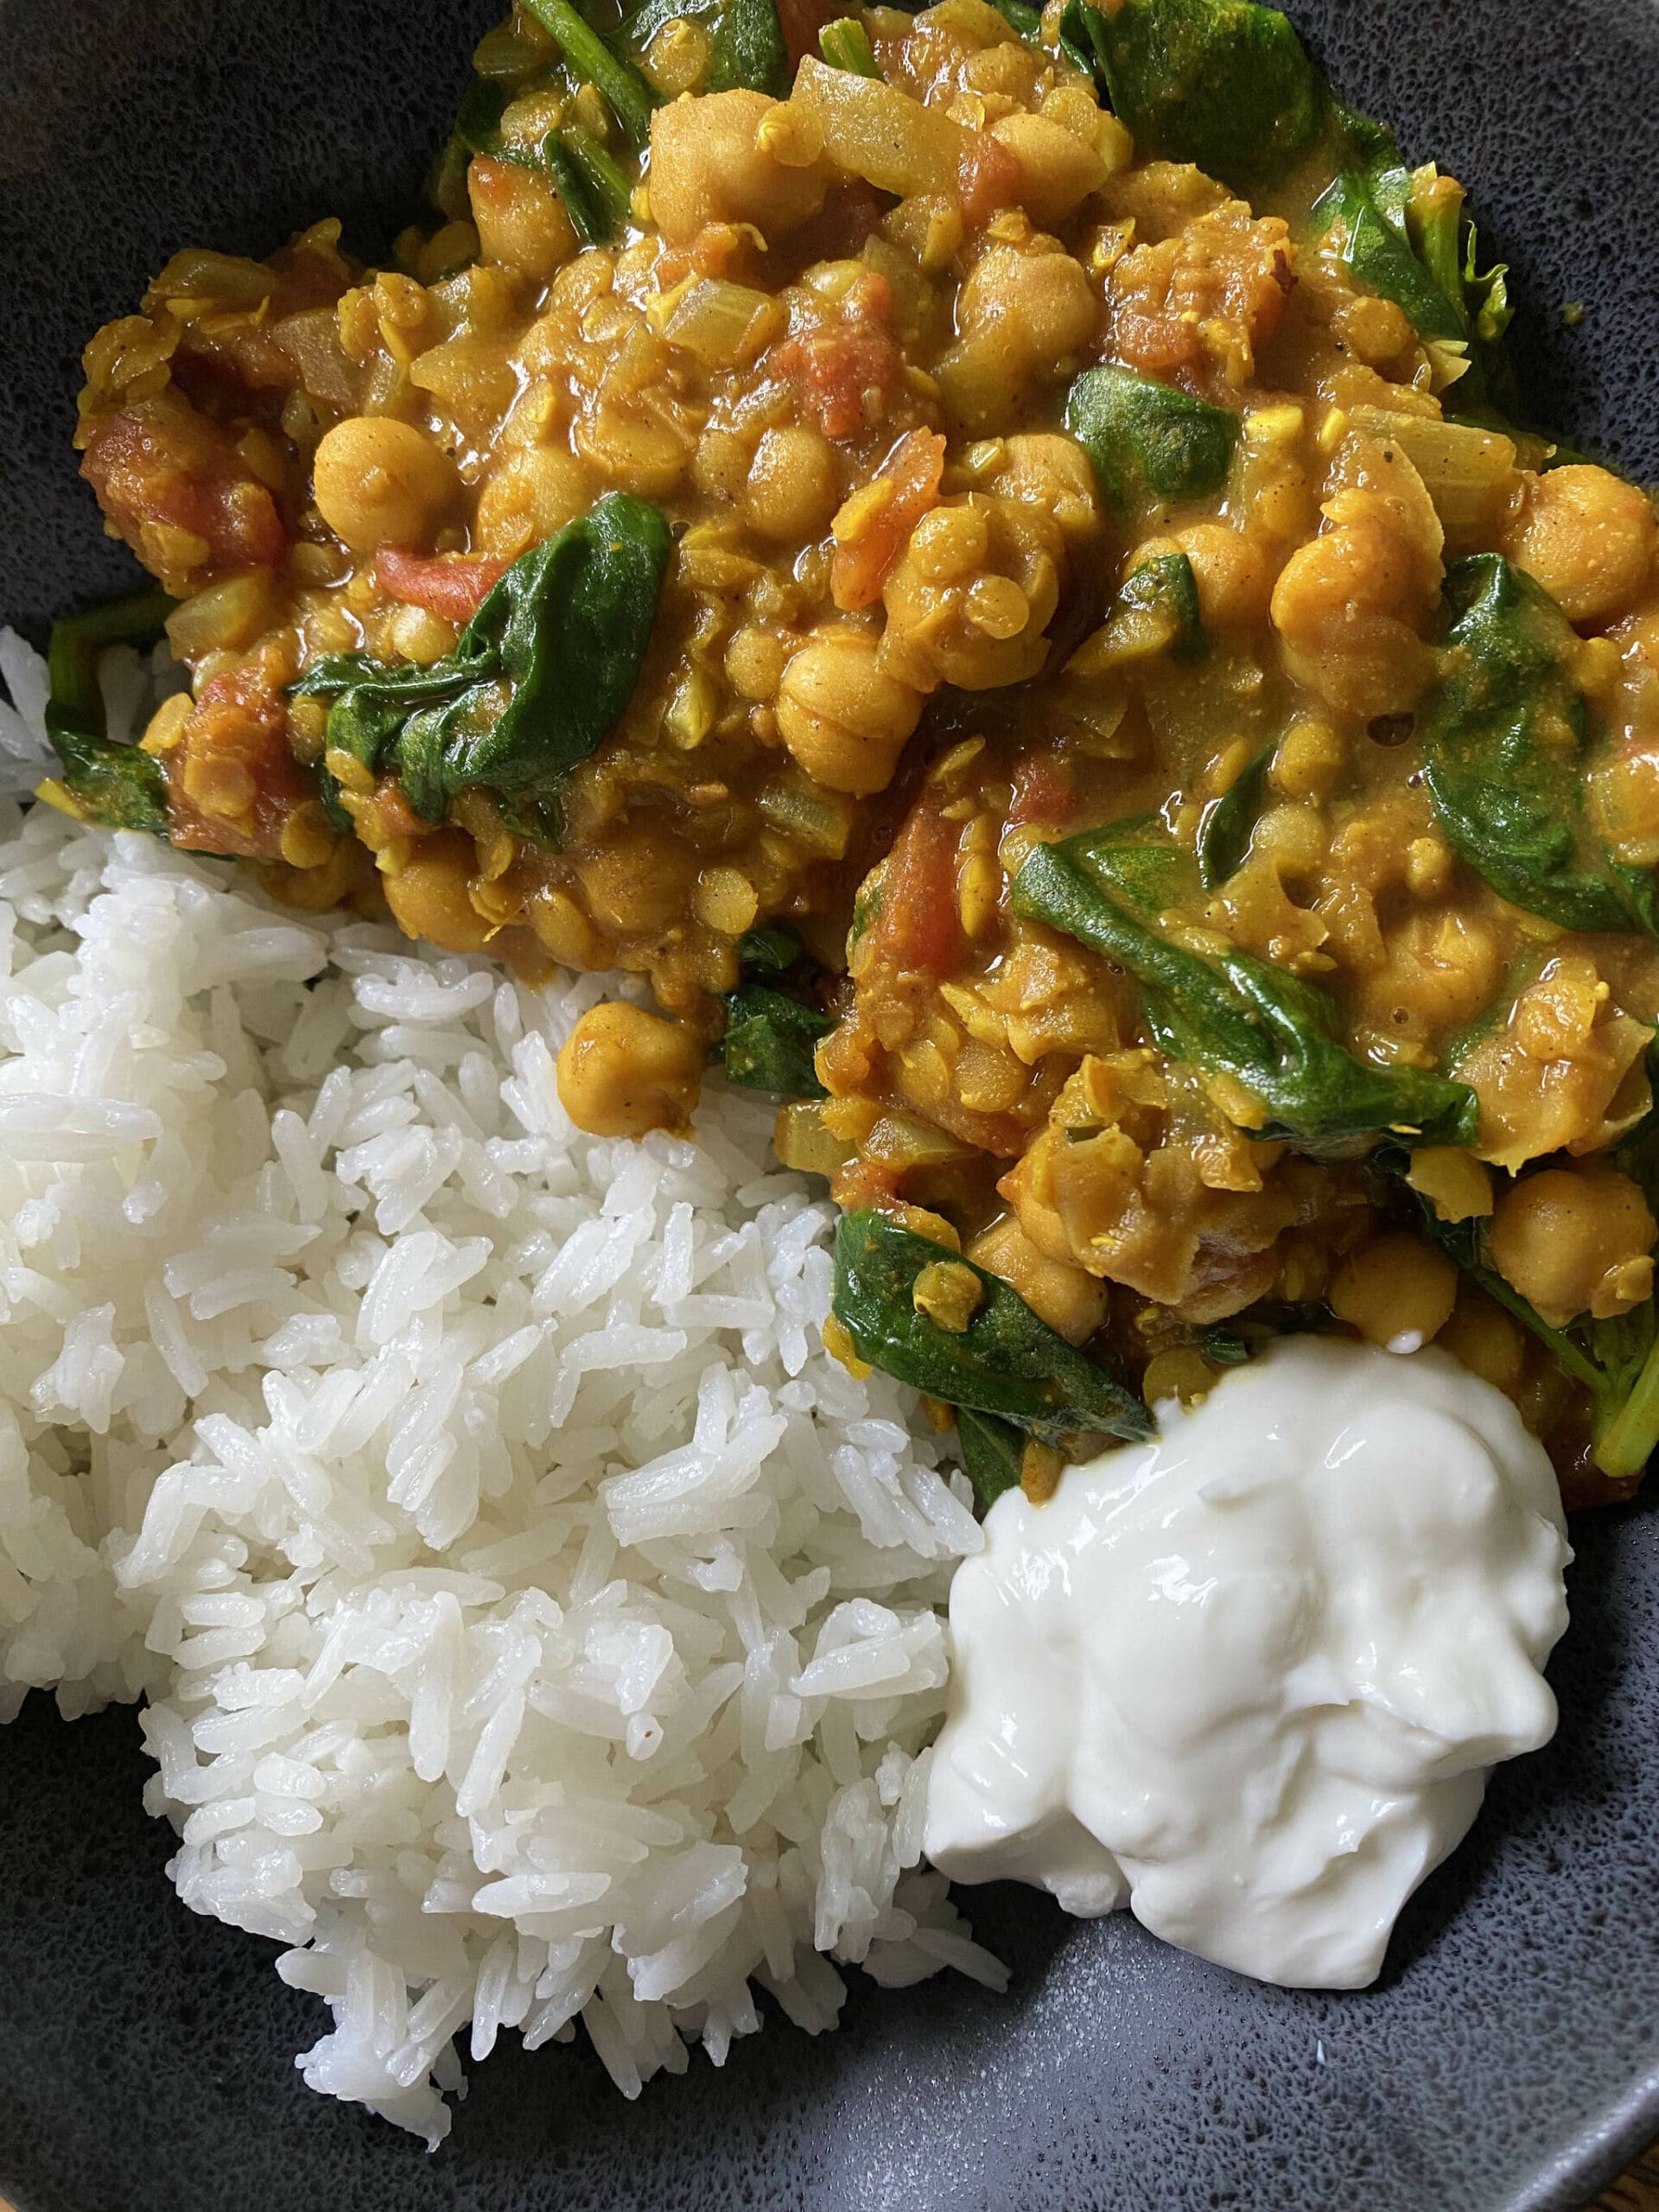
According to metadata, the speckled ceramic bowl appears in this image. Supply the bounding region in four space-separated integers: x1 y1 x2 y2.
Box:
3 3 1659 2206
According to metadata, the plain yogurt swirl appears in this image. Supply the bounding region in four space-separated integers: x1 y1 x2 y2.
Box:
924 1337 1572 1987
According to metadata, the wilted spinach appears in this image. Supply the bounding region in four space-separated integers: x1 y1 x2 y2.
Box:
1058 0 1321 189
293 493 670 841
1065 365 1239 509
1313 167 1465 346
720 984 832 1096
522 0 661 146
953 1407 1027 1512
1421 553 1657 936
1013 826 1478 1150
819 16 881 73
617 0 790 93
41 588 175 836
832 1211 1152 1465
1094 552 1205 664
435 68 632 243
1196 740 1273 888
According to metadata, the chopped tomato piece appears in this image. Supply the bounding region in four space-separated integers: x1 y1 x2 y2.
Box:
770 277 903 442
830 428 947 611
869 796 962 982
162 659 312 859
1008 753 1076 839
957 134 1022 229
80 391 287 581
375 548 507 624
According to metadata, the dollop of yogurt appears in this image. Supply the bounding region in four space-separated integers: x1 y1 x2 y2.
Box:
924 1337 1571 1987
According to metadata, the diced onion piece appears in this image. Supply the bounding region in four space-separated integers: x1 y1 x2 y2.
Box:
756 772 858 857
774 1099 855 1178
1348 405 1518 541
791 57 964 200
649 276 781 369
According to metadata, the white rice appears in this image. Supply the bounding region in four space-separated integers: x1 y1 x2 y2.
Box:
0 631 1001 2145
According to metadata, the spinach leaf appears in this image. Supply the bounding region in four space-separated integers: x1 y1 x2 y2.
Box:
954 1407 1027 1511
537 125 634 243
293 493 670 838
819 16 882 74
832 1209 1152 1450
521 0 661 148
710 0 790 92
1196 739 1273 889
1421 553 1657 936
1093 552 1205 664
1012 827 1478 1149
1312 167 1465 348
41 588 175 836
737 922 804 975
1065 365 1239 509
987 0 1045 41
721 984 832 1096
1058 0 1321 189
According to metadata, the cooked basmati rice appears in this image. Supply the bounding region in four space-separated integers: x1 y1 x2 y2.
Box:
0 632 1001 2145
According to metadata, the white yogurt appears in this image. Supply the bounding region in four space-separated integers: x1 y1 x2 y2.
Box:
924 1337 1571 1987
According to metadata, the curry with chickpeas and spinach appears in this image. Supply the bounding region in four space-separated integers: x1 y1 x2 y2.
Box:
49 0 1659 1509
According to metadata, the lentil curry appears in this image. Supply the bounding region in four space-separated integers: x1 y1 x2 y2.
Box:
53 0 1659 1509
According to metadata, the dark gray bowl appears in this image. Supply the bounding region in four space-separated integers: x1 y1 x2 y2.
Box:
3 3 1659 2207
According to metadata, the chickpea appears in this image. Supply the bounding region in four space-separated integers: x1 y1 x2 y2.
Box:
956 245 1099 367
382 832 497 954
987 111 1108 232
1327 1229 1459 1350
1489 1165 1656 1327
1269 511 1436 716
474 445 592 559
968 1212 1109 1346
1505 465 1658 628
647 91 829 247
744 426 840 542
1169 522 1275 632
579 829 695 935
467 154 579 283
775 628 924 794
991 433 1101 544
1437 1285 1526 1397
556 1001 704 1139
1332 293 1415 368
312 417 459 553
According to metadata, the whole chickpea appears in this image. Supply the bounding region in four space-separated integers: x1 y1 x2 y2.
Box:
1505 465 1658 629
474 445 593 559
556 1001 704 1138
956 245 1099 369
1489 1165 1656 1327
382 831 496 954
1327 1229 1459 1350
775 628 924 794
647 90 829 247
579 828 695 935
987 111 1109 232
312 417 459 552
744 426 841 542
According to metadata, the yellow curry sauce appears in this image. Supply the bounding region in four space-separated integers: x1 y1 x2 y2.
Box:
62 0 1659 1503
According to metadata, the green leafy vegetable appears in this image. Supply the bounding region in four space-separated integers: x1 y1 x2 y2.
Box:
1421 553 1657 936
1312 167 1465 346
293 493 669 838
538 125 634 243
41 588 175 836
819 16 881 74
1195 1323 1252 1365
1196 739 1273 889
1012 826 1478 1150
1095 552 1205 664
721 984 832 1096
737 922 805 975
710 0 790 91
1058 0 1321 188
987 0 1045 41
520 0 661 148
953 1407 1027 1511
832 1209 1153 1453
1065 365 1239 509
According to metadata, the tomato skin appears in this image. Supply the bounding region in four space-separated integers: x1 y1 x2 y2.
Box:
81 392 287 577
830 428 947 612
375 548 508 623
